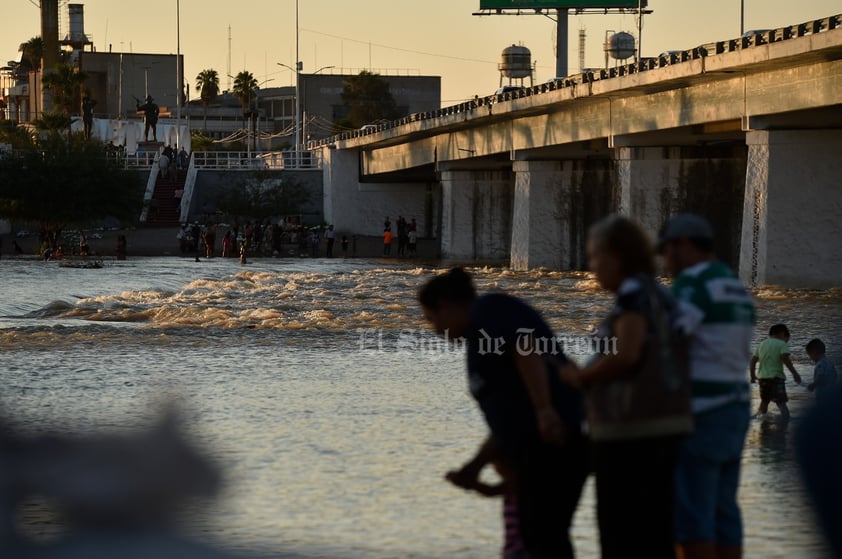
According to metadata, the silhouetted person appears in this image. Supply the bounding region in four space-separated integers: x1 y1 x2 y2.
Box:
81 96 97 139
137 95 160 142
116 235 127 260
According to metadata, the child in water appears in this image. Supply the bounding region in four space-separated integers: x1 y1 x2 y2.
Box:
806 338 837 403
750 324 802 419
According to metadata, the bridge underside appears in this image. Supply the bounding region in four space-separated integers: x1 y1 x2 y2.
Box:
319 26 842 288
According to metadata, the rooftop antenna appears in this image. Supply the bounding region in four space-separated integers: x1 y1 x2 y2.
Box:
227 25 232 91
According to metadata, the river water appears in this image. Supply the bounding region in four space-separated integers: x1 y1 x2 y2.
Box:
2 257 839 558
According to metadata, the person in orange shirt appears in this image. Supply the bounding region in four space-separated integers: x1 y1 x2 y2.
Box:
383 228 393 256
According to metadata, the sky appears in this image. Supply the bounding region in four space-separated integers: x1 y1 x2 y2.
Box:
2 0 839 106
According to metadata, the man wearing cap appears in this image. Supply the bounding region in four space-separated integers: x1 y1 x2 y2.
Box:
136 95 160 142
659 214 756 559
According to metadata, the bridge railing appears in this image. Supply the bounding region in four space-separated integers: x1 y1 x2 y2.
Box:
190 151 322 171
307 13 841 150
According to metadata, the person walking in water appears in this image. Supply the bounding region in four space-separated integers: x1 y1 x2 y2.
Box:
557 215 692 559
659 213 756 559
419 268 588 559
750 324 802 420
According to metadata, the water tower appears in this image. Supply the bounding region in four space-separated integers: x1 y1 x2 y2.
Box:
603 31 636 68
499 44 533 87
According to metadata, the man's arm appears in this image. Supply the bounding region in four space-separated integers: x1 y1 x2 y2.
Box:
514 350 564 446
750 355 759 383
781 354 802 384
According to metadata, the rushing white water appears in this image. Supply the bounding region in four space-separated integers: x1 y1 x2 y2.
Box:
2 256 840 558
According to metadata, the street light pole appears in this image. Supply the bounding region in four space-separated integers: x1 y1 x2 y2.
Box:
256 78 274 152
277 62 333 166
176 0 181 149
291 0 300 168
740 0 745 35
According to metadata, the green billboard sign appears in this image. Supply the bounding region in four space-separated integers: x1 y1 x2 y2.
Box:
479 0 644 9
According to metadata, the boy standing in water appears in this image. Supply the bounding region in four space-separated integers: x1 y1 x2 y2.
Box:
750 324 802 419
806 339 837 403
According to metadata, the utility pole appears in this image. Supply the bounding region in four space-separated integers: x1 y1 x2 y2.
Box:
295 0 301 168
175 0 181 149
556 8 568 78
637 0 644 61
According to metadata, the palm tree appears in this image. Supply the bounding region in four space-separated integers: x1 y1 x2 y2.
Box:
41 62 88 116
18 36 43 73
232 70 258 128
195 68 220 133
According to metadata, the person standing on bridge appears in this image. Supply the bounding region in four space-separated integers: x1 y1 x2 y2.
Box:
659 214 756 559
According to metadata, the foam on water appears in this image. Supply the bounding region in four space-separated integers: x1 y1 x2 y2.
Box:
3 257 841 558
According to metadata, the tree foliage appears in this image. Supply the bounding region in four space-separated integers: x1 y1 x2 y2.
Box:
34 111 72 133
232 71 258 112
195 68 220 132
0 122 36 149
215 173 311 221
41 62 88 116
336 71 399 130
18 36 42 75
0 132 144 233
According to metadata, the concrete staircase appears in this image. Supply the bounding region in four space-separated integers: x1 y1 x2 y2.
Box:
147 169 186 225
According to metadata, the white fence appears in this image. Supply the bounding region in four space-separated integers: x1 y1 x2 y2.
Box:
191 151 322 171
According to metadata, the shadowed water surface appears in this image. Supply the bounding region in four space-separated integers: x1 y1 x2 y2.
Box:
2 257 839 558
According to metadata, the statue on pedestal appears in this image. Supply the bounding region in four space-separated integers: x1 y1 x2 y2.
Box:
136 95 160 142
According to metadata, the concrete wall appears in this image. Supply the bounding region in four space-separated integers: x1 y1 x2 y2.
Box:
740 130 842 288
511 159 614 271
439 169 514 261
616 145 747 268
322 147 433 238
188 170 324 224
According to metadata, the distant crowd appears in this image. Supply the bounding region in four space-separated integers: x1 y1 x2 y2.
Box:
179 214 423 261
178 218 354 260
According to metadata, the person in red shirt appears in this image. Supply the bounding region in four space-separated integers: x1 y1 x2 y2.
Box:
383 228 393 256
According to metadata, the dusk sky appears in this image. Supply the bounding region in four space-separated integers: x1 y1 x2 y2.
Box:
2 0 839 105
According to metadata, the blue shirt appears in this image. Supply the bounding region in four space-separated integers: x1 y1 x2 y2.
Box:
466 294 583 453
814 357 838 402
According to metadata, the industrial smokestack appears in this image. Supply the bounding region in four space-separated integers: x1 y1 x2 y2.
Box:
41 0 59 71
69 4 86 44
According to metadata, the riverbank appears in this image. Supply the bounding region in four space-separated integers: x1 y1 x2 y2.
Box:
0 227 443 260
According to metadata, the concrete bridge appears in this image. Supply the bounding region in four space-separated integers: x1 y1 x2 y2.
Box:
313 15 842 288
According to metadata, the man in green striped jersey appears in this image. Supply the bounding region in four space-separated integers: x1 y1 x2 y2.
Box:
659 214 756 559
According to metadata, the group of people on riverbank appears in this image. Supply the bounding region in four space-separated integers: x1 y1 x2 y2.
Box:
418 213 838 559
383 215 418 258
178 219 354 260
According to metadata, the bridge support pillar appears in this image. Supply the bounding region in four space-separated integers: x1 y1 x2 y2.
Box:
439 169 513 261
740 130 842 288
322 147 432 237
616 146 746 267
511 161 568 270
